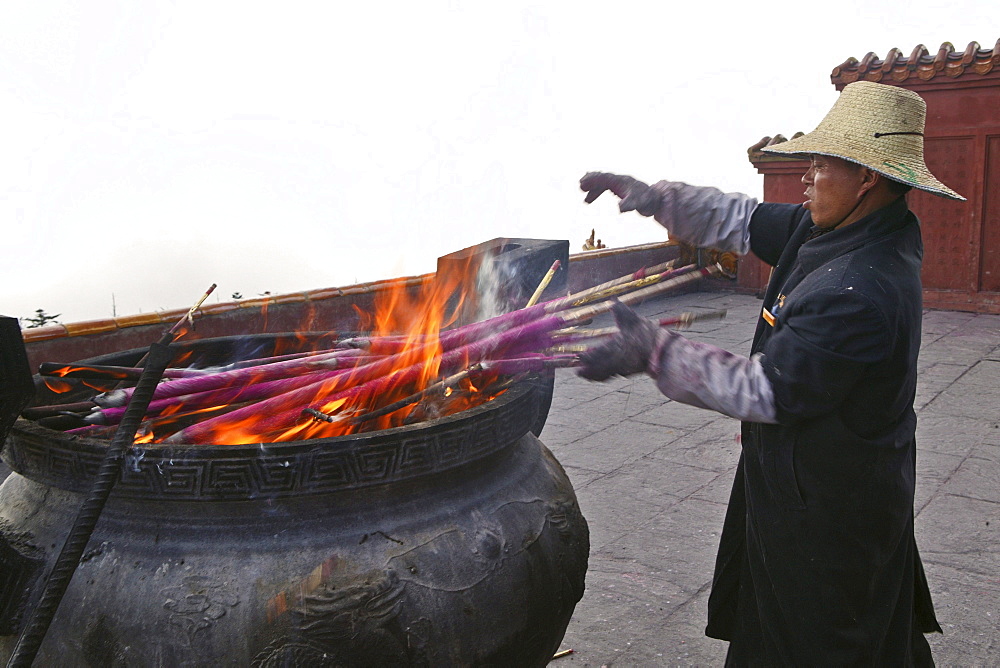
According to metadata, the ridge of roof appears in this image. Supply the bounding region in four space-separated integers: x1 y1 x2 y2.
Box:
831 40 1000 85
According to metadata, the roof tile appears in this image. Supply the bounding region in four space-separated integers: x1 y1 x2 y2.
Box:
832 40 1000 85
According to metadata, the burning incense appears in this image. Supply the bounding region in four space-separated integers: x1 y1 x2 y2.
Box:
336 262 690 354
38 260 716 444
346 364 485 426
165 265 718 444
334 354 579 427
86 369 336 427
23 401 99 421
94 348 377 408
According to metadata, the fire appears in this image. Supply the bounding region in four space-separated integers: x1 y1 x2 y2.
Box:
139 253 504 445
41 366 119 393
43 376 75 394
31 258 714 446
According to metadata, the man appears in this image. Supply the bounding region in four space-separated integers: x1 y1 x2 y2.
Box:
577 81 964 665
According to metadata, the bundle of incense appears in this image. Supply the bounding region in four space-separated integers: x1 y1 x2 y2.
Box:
305 354 579 428
85 368 337 426
32 354 383 430
70 401 252 440
164 265 718 444
25 285 223 422
103 264 696 420
86 351 390 427
40 261 709 443
38 350 337 380
35 262 680 420
26 346 361 419
334 263 696 355
343 364 486 426
402 371 526 426
22 401 100 421
95 259 689 411
93 348 380 408
549 309 729 343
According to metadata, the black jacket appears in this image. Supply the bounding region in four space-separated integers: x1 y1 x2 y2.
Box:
706 198 940 666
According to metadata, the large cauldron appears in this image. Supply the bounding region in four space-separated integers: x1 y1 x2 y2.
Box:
0 335 588 666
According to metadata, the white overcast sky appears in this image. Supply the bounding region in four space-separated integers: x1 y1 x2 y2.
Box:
2 1 995 324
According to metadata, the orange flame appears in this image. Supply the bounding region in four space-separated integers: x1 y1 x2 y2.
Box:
148 252 505 445
43 377 75 394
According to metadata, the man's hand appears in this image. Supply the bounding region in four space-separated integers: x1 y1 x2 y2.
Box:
579 172 660 217
578 301 663 381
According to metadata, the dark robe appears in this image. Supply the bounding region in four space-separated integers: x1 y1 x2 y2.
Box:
705 198 941 666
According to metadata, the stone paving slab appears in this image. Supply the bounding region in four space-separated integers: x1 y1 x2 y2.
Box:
922 561 1000 662
544 290 1000 666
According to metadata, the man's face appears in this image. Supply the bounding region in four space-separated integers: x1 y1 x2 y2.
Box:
801 155 868 228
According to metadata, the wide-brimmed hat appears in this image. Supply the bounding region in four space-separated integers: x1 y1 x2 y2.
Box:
762 80 965 201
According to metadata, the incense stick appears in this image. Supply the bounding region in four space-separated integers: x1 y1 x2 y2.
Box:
525 259 561 308
550 309 728 343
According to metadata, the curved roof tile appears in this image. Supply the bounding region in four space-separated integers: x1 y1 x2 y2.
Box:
832 40 1000 84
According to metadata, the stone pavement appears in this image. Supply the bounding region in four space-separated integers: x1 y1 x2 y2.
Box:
542 289 1000 666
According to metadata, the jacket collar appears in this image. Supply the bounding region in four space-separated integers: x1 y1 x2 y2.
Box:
797 197 912 274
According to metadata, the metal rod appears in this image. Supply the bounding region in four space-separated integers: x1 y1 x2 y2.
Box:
6 342 174 667
6 286 215 667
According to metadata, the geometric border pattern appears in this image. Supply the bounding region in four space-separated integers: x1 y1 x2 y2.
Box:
3 383 539 501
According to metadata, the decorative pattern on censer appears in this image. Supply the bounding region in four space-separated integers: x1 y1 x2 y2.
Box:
6 383 534 500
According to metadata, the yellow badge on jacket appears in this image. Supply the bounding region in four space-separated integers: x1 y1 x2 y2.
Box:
762 294 786 327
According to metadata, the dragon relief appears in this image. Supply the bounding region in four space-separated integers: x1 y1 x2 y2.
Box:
252 568 429 667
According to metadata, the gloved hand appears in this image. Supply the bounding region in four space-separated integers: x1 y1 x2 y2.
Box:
577 301 664 381
580 172 660 217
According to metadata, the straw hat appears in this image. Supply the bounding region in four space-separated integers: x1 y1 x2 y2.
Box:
762 80 965 200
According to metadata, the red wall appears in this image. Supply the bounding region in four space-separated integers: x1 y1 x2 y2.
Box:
896 75 1000 312
747 60 1000 313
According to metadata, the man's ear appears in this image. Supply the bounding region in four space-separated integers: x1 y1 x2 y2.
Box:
859 168 881 196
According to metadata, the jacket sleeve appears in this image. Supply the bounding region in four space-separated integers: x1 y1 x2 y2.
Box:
759 287 891 424
648 331 778 424
748 202 807 267
648 181 758 255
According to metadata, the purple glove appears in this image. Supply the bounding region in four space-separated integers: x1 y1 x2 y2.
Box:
577 301 663 381
579 172 660 217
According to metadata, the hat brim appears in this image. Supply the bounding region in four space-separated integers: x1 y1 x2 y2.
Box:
762 132 966 201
